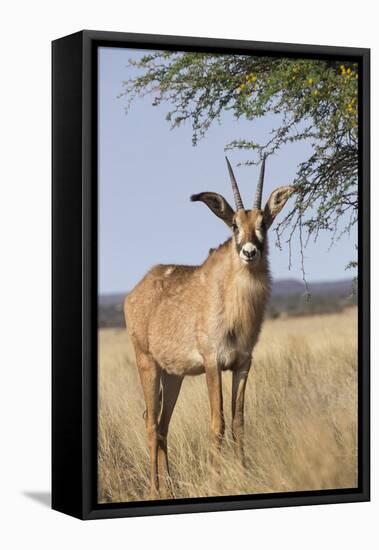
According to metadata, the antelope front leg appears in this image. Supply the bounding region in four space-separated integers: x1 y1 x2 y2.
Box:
136 352 161 499
205 364 225 480
157 372 183 498
231 361 251 467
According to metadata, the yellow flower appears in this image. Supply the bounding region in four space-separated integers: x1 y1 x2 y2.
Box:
245 74 256 83
340 64 346 75
347 68 351 75
308 78 314 85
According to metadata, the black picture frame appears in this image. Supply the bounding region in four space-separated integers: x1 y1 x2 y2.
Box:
52 30 370 520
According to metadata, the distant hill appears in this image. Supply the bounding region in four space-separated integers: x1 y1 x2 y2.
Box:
99 293 127 307
271 278 355 297
100 278 356 306
98 278 357 328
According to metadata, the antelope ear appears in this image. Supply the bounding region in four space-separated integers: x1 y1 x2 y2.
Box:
263 186 295 228
191 192 235 227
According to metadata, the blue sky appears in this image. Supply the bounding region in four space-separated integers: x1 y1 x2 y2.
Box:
98 47 357 295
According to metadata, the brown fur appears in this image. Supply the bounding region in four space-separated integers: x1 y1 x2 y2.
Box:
124 185 294 498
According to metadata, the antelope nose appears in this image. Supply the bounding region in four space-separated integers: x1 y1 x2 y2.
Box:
243 247 256 259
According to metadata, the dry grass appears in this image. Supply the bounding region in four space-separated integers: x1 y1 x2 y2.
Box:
98 308 358 503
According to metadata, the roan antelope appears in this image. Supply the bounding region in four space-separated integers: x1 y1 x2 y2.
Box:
124 157 294 498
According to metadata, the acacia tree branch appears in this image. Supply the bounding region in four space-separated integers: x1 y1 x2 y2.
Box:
120 52 359 281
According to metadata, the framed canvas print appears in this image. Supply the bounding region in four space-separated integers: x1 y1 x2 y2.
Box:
52 30 370 519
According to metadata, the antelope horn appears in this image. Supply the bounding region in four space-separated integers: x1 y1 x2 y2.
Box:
253 154 266 210
225 157 244 211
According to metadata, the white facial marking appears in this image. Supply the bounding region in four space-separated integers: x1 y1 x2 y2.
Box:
256 228 264 242
240 242 260 265
242 242 254 253
237 228 244 244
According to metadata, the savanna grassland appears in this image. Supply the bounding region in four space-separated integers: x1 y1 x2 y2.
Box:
98 307 358 503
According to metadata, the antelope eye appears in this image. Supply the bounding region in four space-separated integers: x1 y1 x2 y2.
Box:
232 223 238 232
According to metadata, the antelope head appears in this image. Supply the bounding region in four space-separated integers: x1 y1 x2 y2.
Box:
191 156 295 267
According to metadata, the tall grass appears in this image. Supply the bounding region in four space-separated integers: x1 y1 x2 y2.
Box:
98 308 357 503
